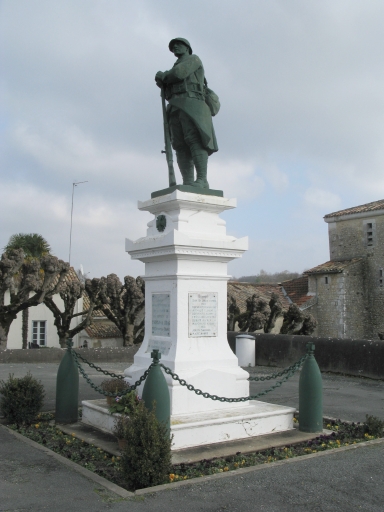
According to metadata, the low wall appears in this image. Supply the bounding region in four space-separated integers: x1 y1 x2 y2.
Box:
228 332 384 380
0 345 140 364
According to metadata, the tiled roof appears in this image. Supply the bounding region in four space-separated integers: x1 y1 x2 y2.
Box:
324 199 384 219
228 282 290 313
84 322 122 339
280 276 312 306
303 259 362 274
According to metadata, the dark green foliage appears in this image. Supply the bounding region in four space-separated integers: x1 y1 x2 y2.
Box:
120 401 172 490
101 378 129 395
0 373 45 426
109 391 140 415
364 415 384 437
4 233 51 258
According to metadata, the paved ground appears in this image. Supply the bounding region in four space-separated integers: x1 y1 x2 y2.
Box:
1 425 383 511
1 362 383 510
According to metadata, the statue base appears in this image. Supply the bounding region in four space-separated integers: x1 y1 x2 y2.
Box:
151 184 223 198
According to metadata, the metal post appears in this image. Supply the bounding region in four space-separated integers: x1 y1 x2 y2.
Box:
55 338 79 424
69 180 88 265
142 350 170 435
299 343 323 432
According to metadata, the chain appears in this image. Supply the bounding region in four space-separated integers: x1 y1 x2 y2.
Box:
159 354 307 403
71 349 125 380
66 341 308 402
70 348 152 397
247 354 308 381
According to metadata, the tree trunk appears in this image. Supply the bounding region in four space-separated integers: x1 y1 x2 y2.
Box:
0 319 11 349
124 324 134 346
59 336 67 348
22 308 29 349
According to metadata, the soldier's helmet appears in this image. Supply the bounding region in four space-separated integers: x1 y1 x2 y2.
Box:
169 38 193 55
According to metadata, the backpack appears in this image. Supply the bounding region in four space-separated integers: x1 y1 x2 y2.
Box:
204 79 220 116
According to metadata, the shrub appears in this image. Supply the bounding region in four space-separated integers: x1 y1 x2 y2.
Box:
0 373 45 426
100 378 129 395
120 401 172 490
364 415 384 437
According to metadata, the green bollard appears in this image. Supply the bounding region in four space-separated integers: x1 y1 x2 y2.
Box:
55 338 79 424
142 350 170 435
299 343 323 432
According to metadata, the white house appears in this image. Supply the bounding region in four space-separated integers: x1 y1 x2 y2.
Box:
6 268 84 349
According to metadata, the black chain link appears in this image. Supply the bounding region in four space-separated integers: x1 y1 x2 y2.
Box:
71 349 125 380
70 348 153 397
247 354 308 381
159 353 307 403
67 341 307 402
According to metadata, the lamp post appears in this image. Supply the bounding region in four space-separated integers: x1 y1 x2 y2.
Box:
69 181 88 265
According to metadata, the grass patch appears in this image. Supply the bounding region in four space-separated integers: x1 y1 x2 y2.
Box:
7 413 383 492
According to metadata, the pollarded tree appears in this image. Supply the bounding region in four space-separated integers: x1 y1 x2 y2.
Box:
237 294 271 332
227 292 240 331
3 233 52 348
44 275 103 348
0 249 70 349
265 292 284 333
93 274 145 346
280 303 317 335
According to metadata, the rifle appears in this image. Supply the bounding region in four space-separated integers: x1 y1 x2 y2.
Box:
160 84 176 187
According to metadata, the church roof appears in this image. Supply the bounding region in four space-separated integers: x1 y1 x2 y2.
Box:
280 276 312 306
324 199 384 219
303 259 362 274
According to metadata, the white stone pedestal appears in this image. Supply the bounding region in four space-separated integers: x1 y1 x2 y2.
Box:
120 190 295 449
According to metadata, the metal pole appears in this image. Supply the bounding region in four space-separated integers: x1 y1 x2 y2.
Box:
299 343 323 432
55 338 79 424
142 350 170 435
69 181 88 265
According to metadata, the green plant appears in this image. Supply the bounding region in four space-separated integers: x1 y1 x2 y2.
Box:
0 373 45 426
120 401 172 490
364 415 384 437
109 391 140 415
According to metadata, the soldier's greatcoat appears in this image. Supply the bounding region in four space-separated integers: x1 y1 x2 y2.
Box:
162 54 218 155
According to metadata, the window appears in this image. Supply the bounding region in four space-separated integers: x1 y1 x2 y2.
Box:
325 276 329 284
32 321 46 346
380 269 383 287
365 221 375 247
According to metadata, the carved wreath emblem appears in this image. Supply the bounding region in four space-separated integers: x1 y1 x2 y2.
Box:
156 214 166 232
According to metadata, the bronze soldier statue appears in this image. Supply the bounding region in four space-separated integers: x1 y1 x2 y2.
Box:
155 38 218 189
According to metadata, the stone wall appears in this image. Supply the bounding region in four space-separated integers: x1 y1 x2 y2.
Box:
307 260 366 339
227 332 384 380
327 213 384 339
0 345 140 364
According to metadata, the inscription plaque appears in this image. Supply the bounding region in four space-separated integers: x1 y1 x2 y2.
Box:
152 293 170 337
189 292 218 337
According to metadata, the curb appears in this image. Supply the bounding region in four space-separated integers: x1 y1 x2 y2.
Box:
3 423 384 498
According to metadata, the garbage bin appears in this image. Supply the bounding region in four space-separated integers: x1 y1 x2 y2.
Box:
236 334 255 367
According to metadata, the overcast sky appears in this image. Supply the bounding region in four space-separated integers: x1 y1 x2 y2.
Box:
1 0 384 280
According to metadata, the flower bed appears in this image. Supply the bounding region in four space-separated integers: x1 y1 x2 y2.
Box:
7 413 383 492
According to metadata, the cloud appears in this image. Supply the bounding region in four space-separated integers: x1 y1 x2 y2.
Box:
304 187 341 212
2 0 384 277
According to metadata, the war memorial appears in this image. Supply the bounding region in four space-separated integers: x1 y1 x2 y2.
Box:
82 38 301 451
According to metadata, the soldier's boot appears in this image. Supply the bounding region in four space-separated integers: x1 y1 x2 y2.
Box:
176 151 195 185
190 148 209 189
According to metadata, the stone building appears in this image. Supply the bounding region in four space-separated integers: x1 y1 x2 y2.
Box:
282 199 384 340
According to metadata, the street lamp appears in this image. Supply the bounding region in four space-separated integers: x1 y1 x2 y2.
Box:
69 181 88 265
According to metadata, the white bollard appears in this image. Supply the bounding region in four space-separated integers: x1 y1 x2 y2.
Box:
236 334 255 367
